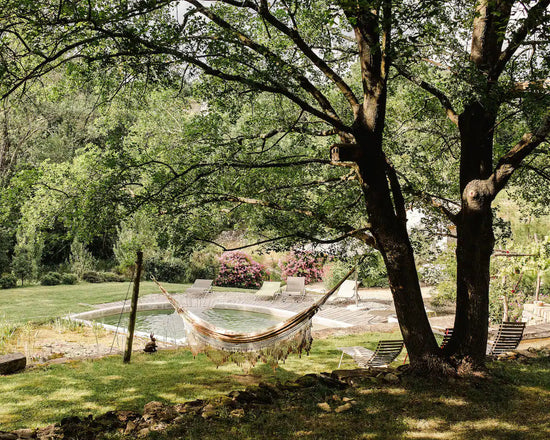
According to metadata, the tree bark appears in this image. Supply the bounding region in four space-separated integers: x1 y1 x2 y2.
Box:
448 105 498 367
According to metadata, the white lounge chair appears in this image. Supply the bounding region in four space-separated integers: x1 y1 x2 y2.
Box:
327 279 358 304
282 276 306 300
186 279 213 295
337 340 404 368
256 281 282 300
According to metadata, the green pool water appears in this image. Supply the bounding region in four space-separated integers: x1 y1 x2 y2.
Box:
95 307 283 339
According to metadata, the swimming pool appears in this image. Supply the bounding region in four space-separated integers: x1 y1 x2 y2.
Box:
94 307 285 340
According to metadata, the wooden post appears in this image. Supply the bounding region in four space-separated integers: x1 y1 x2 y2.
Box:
124 250 143 363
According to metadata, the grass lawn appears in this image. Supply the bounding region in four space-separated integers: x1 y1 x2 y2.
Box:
0 282 254 325
0 331 397 430
0 331 549 439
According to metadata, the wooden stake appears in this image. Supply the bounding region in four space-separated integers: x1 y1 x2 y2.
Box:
124 250 143 363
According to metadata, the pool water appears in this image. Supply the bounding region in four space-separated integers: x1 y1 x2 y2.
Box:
98 309 187 339
199 308 282 332
95 307 284 339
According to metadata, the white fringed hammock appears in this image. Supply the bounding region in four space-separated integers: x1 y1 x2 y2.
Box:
153 264 359 367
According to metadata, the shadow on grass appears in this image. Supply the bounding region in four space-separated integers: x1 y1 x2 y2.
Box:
1 338 549 439
157 357 550 440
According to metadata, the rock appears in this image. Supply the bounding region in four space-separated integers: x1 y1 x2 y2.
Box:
258 382 281 398
317 402 332 412
36 424 58 439
124 421 137 434
384 373 400 383
117 411 140 423
201 404 217 419
516 349 539 358
12 429 34 439
215 396 235 407
334 403 353 413
294 374 321 388
0 433 17 440
175 400 205 414
244 386 274 404
137 427 150 438
229 390 256 404
142 401 176 422
172 416 186 424
0 353 26 375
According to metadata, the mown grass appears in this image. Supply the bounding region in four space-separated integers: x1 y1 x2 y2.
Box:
0 331 397 431
150 356 550 440
1 339 549 439
0 282 254 325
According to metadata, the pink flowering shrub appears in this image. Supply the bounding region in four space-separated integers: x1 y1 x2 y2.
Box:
215 251 267 289
278 251 326 284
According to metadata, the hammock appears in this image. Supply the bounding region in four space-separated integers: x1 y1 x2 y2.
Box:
153 263 360 367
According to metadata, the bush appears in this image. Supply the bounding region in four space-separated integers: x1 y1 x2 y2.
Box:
185 247 221 282
215 251 266 289
145 256 187 283
278 251 325 284
61 273 78 285
41 272 62 286
323 260 353 290
82 271 103 283
357 252 389 288
101 272 125 282
82 271 125 283
0 273 17 289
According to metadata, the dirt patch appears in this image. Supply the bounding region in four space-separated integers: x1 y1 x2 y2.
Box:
3 325 175 364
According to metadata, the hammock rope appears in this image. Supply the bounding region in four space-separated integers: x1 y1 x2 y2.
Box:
152 257 364 366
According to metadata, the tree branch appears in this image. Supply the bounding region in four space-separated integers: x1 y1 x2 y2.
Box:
395 65 459 126
493 0 550 80
491 111 550 194
185 0 344 123
213 0 361 111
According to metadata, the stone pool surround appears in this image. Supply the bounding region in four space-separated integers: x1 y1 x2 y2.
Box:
67 301 352 346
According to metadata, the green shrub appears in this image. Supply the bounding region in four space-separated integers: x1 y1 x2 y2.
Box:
61 273 78 285
357 252 389 288
41 272 62 286
82 271 103 283
0 273 17 289
101 272 125 282
145 256 187 283
324 260 352 290
82 271 125 283
185 247 221 282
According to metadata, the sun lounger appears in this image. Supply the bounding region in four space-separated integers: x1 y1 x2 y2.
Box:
486 321 526 355
338 340 404 368
281 276 306 300
327 279 358 304
186 279 213 295
256 281 282 300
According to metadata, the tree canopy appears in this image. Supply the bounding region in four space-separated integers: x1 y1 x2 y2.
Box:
1 0 549 371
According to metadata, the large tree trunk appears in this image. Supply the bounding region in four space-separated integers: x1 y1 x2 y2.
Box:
345 1 440 368
354 126 439 366
450 180 495 367
448 102 498 368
